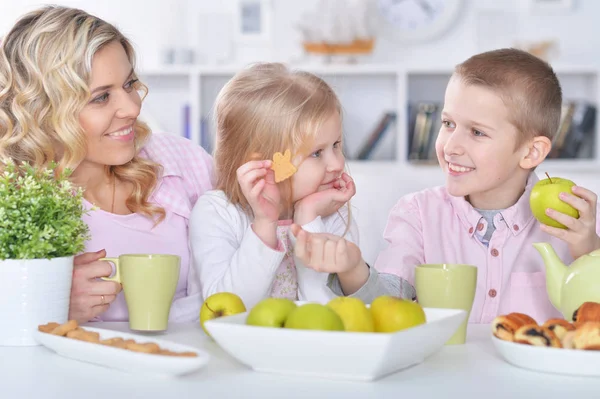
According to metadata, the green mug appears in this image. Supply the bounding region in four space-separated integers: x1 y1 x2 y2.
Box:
100 254 180 331
414 264 477 345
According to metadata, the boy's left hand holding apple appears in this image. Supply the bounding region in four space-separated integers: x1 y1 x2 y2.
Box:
290 224 369 295
541 185 600 259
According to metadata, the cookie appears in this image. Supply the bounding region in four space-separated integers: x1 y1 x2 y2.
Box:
50 320 79 336
38 322 61 334
271 149 297 183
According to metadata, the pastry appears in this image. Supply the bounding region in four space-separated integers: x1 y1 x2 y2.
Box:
542 318 575 341
514 324 562 348
572 322 600 350
561 330 577 349
491 312 538 341
572 302 600 323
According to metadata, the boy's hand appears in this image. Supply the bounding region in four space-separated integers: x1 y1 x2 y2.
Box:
290 223 362 274
293 173 355 225
541 185 600 259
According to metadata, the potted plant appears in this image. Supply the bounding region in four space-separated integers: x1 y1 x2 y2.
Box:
0 159 90 346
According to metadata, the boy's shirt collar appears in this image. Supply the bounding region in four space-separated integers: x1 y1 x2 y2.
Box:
448 173 538 238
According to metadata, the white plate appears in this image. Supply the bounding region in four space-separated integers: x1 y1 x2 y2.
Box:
34 326 210 376
492 335 600 377
204 307 466 381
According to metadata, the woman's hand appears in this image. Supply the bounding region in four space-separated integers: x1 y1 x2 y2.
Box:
294 173 356 225
69 250 122 323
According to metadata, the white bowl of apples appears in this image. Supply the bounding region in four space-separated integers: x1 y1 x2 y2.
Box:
202 295 466 381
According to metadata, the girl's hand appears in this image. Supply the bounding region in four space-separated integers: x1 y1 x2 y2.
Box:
69 250 122 323
541 185 600 259
290 223 362 274
237 160 281 248
294 173 356 225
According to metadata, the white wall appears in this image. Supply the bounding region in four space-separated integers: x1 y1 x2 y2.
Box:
3 0 600 70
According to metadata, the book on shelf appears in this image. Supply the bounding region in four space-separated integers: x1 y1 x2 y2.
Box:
183 104 191 140
549 101 596 159
200 117 213 154
407 102 441 163
355 111 397 160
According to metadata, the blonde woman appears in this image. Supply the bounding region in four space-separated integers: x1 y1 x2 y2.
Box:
189 63 414 309
0 6 213 323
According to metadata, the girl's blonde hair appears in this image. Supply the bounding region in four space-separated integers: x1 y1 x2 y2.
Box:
214 63 344 217
0 6 165 222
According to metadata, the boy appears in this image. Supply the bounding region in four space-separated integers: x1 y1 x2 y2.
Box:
292 48 600 323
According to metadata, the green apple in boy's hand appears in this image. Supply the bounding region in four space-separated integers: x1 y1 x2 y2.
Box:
530 173 579 229
284 303 345 331
246 298 297 328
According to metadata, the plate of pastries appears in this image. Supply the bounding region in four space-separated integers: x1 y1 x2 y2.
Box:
491 302 600 377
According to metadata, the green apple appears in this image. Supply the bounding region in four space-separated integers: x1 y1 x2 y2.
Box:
530 174 579 229
370 295 426 333
327 297 375 332
200 292 246 337
284 303 345 331
246 298 297 328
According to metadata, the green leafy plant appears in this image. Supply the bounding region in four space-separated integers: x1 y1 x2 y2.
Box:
0 159 90 260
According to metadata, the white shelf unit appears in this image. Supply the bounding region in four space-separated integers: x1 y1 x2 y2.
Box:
138 64 600 176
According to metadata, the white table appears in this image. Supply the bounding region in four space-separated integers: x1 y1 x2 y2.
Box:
2 323 599 399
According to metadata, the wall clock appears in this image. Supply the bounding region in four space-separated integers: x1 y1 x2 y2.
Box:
376 0 463 43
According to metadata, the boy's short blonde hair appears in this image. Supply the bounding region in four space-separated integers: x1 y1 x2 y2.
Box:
213 63 341 215
454 48 562 147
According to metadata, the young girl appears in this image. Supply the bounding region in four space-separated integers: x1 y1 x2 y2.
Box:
189 63 411 308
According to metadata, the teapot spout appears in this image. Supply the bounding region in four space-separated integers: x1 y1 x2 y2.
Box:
532 242 566 311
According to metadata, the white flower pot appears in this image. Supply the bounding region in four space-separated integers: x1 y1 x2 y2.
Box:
0 256 73 346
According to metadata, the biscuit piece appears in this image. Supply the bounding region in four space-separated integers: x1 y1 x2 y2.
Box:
491 313 538 341
514 324 562 348
542 318 575 341
66 328 101 343
271 149 297 183
126 341 161 354
158 349 198 357
572 322 600 350
100 337 128 349
38 322 60 334
572 302 600 323
50 320 79 336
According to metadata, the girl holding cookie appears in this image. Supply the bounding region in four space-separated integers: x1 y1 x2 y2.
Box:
190 63 414 308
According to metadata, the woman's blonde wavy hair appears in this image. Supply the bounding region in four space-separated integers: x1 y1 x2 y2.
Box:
214 63 351 228
0 6 165 222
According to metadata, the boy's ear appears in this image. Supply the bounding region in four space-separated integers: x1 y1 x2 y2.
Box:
519 135 552 169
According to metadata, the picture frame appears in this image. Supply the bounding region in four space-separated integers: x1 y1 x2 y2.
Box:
528 0 574 13
234 0 273 44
